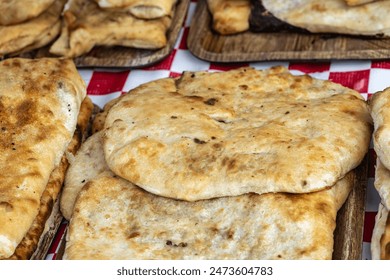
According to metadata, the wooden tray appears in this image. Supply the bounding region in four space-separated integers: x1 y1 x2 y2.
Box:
187 0 390 62
333 156 368 260
19 0 189 68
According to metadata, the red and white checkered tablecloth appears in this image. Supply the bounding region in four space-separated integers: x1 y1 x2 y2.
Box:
46 0 389 260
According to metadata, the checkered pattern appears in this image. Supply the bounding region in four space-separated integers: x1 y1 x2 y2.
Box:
46 0 390 260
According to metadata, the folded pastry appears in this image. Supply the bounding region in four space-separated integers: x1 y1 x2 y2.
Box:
94 0 177 19
0 0 65 56
207 0 251 35
0 58 87 259
0 0 56 26
50 0 171 58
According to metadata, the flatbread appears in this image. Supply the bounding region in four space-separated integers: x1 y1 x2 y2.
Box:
0 0 56 26
64 169 353 260
207 0 251 35
94 0 177 19
370 87 390 171
5 97 93 260
103 66 371 201
92 97 122 134
371 203 390 260
0 0 65 57
0 58 86 259
260 0 390 36
49 0 171 58
344 0 382 6
374 159 390 210
61 131 109 220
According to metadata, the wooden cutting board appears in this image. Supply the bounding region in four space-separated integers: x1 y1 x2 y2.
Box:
16 0 189 68
188 0 390 62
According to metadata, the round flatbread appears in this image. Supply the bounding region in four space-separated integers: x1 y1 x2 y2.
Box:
64 171 353 260
103 66 371 201
261 0 390 36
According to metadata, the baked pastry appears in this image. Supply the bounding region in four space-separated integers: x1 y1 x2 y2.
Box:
0 58 89 259
50 0 171 58
103 66 371 201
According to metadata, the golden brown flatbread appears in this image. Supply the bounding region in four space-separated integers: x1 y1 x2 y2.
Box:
60 131 109 220
0 0 65 56
94 0 177 19
0 58 86 259
103 66 371 201
371 203 390 260
62 130 355 260
6 97 93 260
261 0 390 36
207 0 251 35
0 0 56 26
50 0 171 58
64 170 354 260
373 159 390 210
370 88 390 171
91 98 122 134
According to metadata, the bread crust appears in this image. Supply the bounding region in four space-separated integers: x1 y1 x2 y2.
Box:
103 66 371 201
0 58 86 259
5 97 93 259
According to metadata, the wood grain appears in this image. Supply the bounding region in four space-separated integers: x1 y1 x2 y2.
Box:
31 198 63 260
332 156 368 260
188 0 390 62
17 0 189 68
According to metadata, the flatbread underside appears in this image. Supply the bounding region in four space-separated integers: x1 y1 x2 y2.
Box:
0 0 56 26
60 131 109 220
0 0 65 56
103 66 371 201
207 0 251 35
373 159 390 210
94 0 177 19
50 0 171 58
370 87 390 171
371 203 390 260
0 58 86 259
64 170 354 260
261 0 390 36
5 97 93 260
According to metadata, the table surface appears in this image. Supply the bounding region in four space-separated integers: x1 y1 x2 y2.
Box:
45 0 387 260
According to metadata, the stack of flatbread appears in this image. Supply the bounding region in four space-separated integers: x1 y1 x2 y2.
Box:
61 66 372 259
0 58 93 259
0 0 66 57
369 88 390 260
49 0 175 58
207 0 251 35
251 0 390 37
